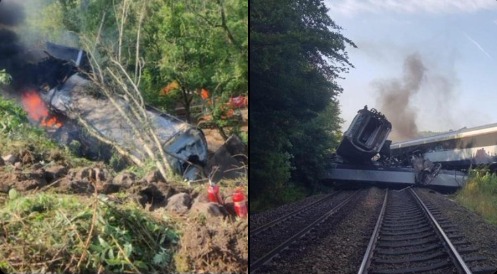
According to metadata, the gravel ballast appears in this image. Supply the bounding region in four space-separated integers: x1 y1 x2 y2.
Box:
415 188 497 271
258 187 385 273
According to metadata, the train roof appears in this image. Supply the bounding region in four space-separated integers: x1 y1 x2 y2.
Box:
390 122 497 149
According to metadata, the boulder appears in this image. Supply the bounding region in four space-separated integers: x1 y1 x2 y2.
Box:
145 170 165 183
100 171 136 194
165 193 191 215
112 172 136 188
58 179 95 194
45 165 68 182
190 202 225 218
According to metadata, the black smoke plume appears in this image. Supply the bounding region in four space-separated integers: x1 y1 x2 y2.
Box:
374 53 425 141
0 1 40 89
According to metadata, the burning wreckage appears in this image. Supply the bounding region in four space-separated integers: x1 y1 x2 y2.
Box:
11 43 208 181
325 106 468 189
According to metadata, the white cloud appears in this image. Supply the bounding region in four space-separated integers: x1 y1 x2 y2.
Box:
327 0 497 16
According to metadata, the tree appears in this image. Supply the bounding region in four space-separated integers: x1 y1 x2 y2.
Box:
141 0 247 138
250 0 355 203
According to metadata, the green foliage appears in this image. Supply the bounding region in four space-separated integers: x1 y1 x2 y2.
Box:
142 0 247 126
456 168 497 224
250 183 308 212
0 97 58 155
0 193 179 273
0 69 12 85
250 0 353 204
289 101 343 189
0 97 29 134
0 97 92 167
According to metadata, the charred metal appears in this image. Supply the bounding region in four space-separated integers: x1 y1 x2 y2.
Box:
9 43 208 181
327 106 467 189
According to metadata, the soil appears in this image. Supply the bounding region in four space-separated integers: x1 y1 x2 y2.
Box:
0 121 249 273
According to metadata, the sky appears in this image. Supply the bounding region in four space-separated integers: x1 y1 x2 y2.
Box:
324 0 497 141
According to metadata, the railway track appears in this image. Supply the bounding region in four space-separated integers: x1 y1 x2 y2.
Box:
250 190 360 273
250 192 338 236
359 187 494 273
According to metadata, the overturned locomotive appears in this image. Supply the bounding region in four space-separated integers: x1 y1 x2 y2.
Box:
336 106 392 163
325 106 467 189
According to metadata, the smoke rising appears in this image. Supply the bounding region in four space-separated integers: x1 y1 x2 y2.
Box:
0 1 25 26
0 1 31 88
374 53 425 141
0 0 59 92
374 52 460 141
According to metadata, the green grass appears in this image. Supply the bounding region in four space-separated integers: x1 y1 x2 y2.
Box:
0 192 179 273
456 169 497 225
250 184 307 212
0 96 92 167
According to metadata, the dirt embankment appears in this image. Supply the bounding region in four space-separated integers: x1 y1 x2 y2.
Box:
0 144 248 273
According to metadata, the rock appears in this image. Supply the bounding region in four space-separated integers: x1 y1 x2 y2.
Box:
58 179 95 194
70 167 91 181
14 162 22 170
45 165 68 182
70 166 110 183
145 170 165 183
20 150 35 165
190 202 226 218
133 182 167 209
2 154 17 165
100 171 136 194
112 172 136 188
165 193 191 214
193 190 211 204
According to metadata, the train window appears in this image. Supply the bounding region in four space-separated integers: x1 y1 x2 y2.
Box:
347 112 366 137
359 118 380 147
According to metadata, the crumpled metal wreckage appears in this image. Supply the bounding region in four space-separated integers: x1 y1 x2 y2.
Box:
36 43 209 181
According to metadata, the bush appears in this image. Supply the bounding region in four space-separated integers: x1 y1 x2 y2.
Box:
0 193 179 273
456 168 497 224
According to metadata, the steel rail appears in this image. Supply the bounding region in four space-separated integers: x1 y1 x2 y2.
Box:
249 190 359 274
250 192 338 236
409 188 472 274
357 189 388 274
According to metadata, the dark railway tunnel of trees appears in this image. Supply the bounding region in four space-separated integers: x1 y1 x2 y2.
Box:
250 0 356 211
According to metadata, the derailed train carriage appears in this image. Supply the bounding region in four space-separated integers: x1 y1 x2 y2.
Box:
390 123 497 171
325 106 468 189
16 43 208 181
